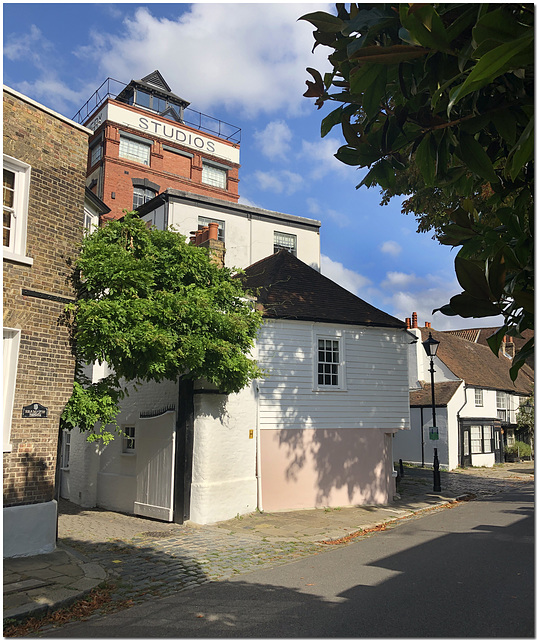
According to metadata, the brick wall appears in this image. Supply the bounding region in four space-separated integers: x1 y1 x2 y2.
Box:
89 114 240 220
3 89 89 507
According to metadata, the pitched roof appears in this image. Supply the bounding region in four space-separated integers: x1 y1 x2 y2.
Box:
240 250 405 329
420 327 533 395
410 381 462 407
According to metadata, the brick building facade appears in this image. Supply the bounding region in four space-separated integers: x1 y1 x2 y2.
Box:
3 86 91 557
80 71 240 220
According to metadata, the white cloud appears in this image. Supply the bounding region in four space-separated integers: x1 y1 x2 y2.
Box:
380 241 402 257
253 170 304 195
306 198 351 228
381 271 420 289
321 255 371 296
300 138 361 181
254 121 293 160
77 4 333 119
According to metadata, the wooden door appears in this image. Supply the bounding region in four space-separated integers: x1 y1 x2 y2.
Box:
134 412 176 521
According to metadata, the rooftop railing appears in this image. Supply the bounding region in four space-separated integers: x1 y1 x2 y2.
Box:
72 77 241 143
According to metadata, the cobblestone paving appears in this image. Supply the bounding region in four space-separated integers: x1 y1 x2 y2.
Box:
62 526 326 608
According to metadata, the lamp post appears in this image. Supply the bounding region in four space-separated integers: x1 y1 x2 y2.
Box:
422 332 441 492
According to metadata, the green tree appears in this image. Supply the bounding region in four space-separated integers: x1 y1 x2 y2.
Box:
61 213 263 442
516 391 534 438
300 3 534 379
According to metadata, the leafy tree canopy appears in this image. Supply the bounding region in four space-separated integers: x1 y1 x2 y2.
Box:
300 3 534 379
61 213 263 441
516 391 534 436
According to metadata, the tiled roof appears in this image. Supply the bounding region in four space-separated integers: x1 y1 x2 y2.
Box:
420 327 533 395
410 381 462 407
240 250 406 329
444 328 481 343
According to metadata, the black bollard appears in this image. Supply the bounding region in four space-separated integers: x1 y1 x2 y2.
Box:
399 458 404 478
433 448 441 492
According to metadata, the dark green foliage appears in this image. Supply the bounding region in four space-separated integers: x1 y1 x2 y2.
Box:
300 4 534 378
61 213 263 439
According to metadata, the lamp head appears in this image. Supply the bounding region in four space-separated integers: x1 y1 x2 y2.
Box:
422 331 440 358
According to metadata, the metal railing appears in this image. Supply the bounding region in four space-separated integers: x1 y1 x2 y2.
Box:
72 78 241 143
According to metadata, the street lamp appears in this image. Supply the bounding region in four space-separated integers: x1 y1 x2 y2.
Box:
422 332 441 492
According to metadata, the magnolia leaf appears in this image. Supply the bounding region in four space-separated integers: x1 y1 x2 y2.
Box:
400 4 451 51
487 252 506 300
448 31 533 111
486 326 508 356
505 116 534 181
446 292 500 318
350 44 429 63
321 106 343 138
299 11 344 33
414 133 436 185
458 132 499 184
455 256 492 301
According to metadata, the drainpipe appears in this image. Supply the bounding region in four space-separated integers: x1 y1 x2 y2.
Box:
457 383 468 466
255 380 263 512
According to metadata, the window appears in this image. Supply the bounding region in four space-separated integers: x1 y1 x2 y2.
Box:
198 216 225 241
3 327 21 452
470 425 483 454
470 424 494 454
202 162 227 189
3 155 31 263
84 209 98 236
119 135 151 165
274 231 297 256
60 432 71 469
90 144 102 166
123 426 136 453
133 187 156 209
317 338 340 387
474 388 483 407
497 391 508 421
483 425 492 453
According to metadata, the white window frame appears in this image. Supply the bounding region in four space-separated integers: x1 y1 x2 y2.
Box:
90 143 102 166
202 161 227 189
84 208 99 236
3 155 33 266
313 330 346 392
119 135 151 166
3 327 21 452
133 186 156 210
60 431 71 469
274 231 297 256
122 425 136 453
474 388 483 407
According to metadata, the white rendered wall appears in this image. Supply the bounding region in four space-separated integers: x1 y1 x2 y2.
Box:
189 381 258 524
394 406 451 470
166 201 321 270
3 500 57 557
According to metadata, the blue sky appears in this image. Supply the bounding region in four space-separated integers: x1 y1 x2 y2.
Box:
3 2 500 330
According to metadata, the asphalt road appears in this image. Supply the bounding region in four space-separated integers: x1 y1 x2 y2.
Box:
42 485 534 638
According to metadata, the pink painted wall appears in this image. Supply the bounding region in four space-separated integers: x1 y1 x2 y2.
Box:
260 428 394 511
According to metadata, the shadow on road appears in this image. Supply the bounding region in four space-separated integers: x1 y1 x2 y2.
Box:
41 487 534 639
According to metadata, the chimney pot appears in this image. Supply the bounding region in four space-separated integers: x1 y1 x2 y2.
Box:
405 318 411 329
208 222 219 241
412 312 418 329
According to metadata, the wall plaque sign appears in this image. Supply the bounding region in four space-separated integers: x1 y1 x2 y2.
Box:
22 403 48 418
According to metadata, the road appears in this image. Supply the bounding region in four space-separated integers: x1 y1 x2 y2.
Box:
42 484 534 638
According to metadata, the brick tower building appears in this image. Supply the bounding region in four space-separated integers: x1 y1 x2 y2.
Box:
76 70 241 221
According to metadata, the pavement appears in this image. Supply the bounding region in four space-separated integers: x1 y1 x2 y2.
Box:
3 461 534 631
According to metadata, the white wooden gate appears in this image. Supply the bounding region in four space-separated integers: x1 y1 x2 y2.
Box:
134 411 176 521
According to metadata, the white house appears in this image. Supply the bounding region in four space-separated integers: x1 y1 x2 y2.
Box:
62 201 411 524
394 314 534 470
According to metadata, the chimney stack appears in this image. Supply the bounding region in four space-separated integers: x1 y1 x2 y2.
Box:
189 225 226 268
